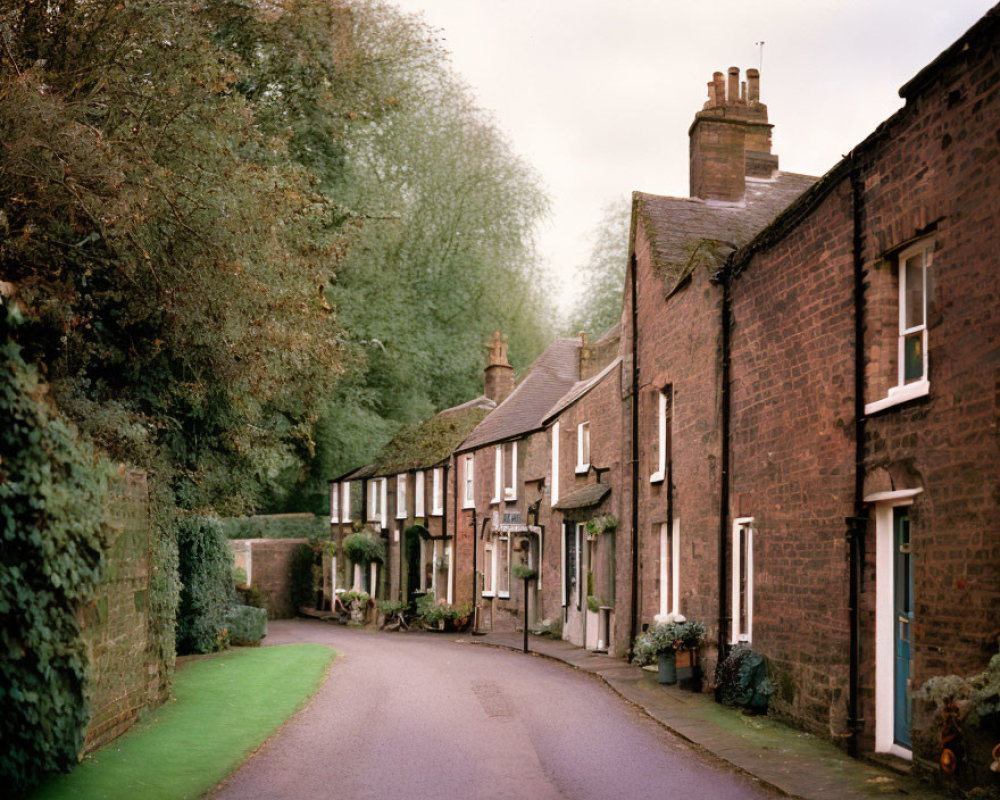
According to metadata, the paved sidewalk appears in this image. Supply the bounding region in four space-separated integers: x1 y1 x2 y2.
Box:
456 630 948 800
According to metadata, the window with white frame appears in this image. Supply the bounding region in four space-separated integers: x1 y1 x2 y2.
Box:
483 540 495 596
431 467 443 516
341 482 351 522
492 446 502 504
368 478 387 528
576 422 591 473
650 388 670 483
731 518 754 643
503 441 517 500
866 240 933 414
330 482 340 522
497 535 510 598
551 422 560 506
659 519 680 617
414 471 425 517
463 455 475 508
396 474 407 519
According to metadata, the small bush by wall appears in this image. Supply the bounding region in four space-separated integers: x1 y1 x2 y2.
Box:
0 322 111 791
176 516 237 655
225 605 267 645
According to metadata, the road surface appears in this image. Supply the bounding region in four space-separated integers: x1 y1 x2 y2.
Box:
213 619 773 800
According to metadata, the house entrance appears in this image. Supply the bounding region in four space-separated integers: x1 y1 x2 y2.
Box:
893 507 914 748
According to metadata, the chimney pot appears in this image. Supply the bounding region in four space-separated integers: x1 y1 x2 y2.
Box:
747 68 760 102
712 71 725 106
728 66 739 104
484 331 514 403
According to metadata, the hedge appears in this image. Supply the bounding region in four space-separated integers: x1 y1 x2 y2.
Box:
224 605 267 646
0 314 111 791
176 516 237 655
218 514 326 540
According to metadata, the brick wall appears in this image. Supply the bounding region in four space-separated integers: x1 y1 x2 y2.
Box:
232 538 310 619
730 183 856 737
79 468 162 754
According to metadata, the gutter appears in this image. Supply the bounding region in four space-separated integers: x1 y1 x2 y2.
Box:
846 161 869 758
716 267 732 684
628 253 641 659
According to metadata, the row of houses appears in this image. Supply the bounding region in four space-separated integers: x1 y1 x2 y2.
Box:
327 5 999 776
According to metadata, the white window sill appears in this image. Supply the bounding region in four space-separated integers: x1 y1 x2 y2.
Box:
649 470 664 484
575 464 590 475
504 490 516 501
490 497 501 505
498 591 510 599
463 501 475 509
395 513 407 520
482 591 495 598
430 509 443 517
330 517 339 524
865 380 929 415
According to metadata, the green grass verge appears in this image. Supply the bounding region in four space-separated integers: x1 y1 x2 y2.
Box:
33 644 335 800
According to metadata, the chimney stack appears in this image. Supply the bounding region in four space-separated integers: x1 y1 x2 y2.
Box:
484 331 514 404
689 65 779 202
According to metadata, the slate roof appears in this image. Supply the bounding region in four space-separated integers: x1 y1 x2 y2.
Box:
553 483 611 511
634 172 817 290
458 338 581 452
374 395 495 475
543 356 621 425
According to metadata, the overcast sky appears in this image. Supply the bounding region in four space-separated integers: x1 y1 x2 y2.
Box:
387 0 996 316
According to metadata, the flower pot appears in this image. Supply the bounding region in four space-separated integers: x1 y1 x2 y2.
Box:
657 651 677 685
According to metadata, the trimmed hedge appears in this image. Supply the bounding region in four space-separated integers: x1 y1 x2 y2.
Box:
218 514 326 540
176 516 237 655
0 318 111 791
224 605 267 646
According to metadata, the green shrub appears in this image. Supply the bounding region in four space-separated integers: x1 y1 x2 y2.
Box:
176 515 237 655
238 583 269 614
0 320 111 791
289 543 317 609
218 514 327 540
224 605 267 646
232 567 248 586
415 593 471 627
716 646 775 713
377 600 409 616
511 564 537 581
342 531 386 565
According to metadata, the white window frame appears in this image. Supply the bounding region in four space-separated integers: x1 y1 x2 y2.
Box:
731 517 754 644
551 422 560 506
463 455 475 508
865 240 932 415
396 473 407 519
492 446 502 504
431 467 443 516
341 482 351 523
367 479 381 523
419 537 428 591
330 482 340 523
503 441 517 501
870 487 922 760
497 534 511 599
414 471 425 517
576 422 591 474
650 391 667 483
659 518 681 617
483 540 495 597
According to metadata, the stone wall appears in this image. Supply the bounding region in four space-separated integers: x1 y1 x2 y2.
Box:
79 467 160 754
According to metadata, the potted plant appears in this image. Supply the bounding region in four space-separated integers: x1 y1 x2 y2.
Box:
377 599 410 631
339 590 371 625
633 615 707 686
673 618 707 690
415 592 471 631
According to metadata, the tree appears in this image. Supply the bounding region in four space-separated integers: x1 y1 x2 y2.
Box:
565 196 631 338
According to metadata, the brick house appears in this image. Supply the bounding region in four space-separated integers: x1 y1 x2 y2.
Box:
328 396 494 609
452 335 583 633
542 326 623 651
619 65 816 662
722 5 1000 764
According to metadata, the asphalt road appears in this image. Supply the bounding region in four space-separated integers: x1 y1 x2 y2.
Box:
212 619 773 800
